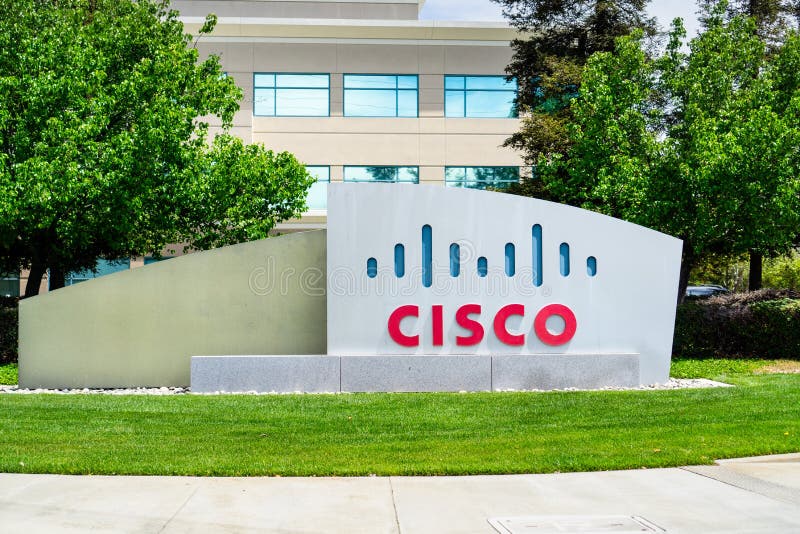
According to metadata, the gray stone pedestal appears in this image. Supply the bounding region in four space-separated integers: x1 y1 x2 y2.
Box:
190 354 641 393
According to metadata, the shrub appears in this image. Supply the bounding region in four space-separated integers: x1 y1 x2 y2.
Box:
763 252 800 291
0 363 16 385
0 297 17 364
673 289 800 359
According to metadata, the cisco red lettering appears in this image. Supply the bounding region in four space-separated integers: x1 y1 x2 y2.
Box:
387 305 419 347
533 303 577 346
387 303 577 347
493 304 526 346
432 304 444 346
455 303 484 346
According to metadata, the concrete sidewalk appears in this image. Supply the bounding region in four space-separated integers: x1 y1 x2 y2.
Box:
0 454 798 533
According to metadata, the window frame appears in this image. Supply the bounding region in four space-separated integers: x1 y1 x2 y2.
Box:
343 74 419 118
253 73 331 117
343 166 420 184
444 75 519 119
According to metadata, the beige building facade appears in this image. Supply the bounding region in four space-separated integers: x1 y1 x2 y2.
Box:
184 0 524 230
7 0 523 295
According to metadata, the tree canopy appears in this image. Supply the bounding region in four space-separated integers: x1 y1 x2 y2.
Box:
698 0 800 45
537 10 800 300
697 0 800 288
491 0 657 170
0 0 314 296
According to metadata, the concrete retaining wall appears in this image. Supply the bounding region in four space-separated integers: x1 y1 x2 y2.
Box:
19 231 327 388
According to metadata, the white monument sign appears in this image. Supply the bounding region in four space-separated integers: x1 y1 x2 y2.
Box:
21 181 685 392
327 183 682 388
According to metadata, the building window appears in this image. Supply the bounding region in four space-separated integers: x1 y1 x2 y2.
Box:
0 274 19 297
254 73 330 117
344 75 418 117
64 259 131 286
445 167 520 190
445 76 518 118
306 166 330 210
344 166 419 183
144 256 174 265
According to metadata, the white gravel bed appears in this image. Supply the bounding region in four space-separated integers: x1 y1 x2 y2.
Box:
0 378 731 395
636 378 733 390
493 378 733 392
0 386 188 395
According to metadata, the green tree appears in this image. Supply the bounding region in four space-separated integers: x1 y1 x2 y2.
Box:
540 11 800 302
0 0 314 296
699 0 800 46
490 0 657 180
699 0 800 289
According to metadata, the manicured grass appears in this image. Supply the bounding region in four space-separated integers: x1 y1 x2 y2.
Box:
0 373 798 476
669 357 775 379
0 363 16 385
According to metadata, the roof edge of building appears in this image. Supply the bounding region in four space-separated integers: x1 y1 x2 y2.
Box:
181 16 520 40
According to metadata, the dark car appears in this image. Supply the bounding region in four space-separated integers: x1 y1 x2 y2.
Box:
685 284 729 298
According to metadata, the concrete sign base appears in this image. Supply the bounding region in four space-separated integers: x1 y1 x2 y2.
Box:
190 354 640 393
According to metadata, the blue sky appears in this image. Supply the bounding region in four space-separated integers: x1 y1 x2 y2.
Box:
419 0 701 38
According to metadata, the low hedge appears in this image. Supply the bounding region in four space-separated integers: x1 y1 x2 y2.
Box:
0 297 17 364
674 289 800 359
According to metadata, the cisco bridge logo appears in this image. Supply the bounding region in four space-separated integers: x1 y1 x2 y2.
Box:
327 183 683 385
363 223 592 348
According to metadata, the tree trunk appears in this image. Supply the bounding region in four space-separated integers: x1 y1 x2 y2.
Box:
748 0 759 19
49 265 65 291
748 250 763 291
23 260 46 298
677 242 695 306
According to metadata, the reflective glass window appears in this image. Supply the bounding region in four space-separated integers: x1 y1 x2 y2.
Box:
445 76 518 118
305 166 330 210
343 166 419 183
344 75 418 117
144 256 174 265
64 259 131 286
254 73 330 116
0 274 19 297
444 167 520 190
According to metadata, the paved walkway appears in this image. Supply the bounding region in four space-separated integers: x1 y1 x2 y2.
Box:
1 454 798 533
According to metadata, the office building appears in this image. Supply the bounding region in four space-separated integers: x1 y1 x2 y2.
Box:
9 0 523 295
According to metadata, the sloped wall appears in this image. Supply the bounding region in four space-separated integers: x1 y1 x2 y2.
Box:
19 230 327 388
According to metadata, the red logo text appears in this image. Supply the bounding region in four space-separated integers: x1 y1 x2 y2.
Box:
387 303 577 347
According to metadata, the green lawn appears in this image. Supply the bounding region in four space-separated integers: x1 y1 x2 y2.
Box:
669 358 779 379
0 360 797 476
